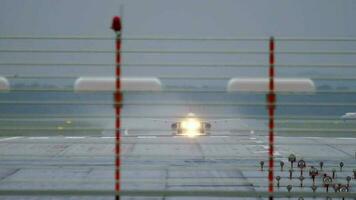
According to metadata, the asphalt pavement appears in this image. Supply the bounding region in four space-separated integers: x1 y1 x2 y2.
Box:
0 133 355 200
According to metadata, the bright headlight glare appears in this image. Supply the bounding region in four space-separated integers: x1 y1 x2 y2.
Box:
181 119 201 131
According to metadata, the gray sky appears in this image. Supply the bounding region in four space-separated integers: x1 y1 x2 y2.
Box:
1 0 356 88
1 0 356 36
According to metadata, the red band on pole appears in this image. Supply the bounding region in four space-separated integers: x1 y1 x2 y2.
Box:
268 37 275 197
269 38 274 52
112 16 122 200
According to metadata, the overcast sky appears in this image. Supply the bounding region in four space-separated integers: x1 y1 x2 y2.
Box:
1 0 356 36
1 0 356 88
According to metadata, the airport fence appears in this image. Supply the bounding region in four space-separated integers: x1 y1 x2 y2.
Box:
0 16 355 199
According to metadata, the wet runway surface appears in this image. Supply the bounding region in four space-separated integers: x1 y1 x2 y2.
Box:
0 134 355 199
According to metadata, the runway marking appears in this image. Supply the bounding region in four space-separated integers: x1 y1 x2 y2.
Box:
101 136 115 139
255 141 263 143
291 136 356 140
65 136 85 139
275 136 313 139
137 136 157 139
262 145 269 150
0 137 23 141
302 137 322 139
209 136 229 138
28 137 49 140
254 150 281 156
254 150 268 153
249 137 256 140
335 137 356 140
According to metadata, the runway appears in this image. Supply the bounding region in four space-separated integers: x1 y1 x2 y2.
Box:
0 133 355 199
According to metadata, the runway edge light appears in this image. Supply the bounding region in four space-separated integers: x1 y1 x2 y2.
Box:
227 78 315 93
74 77 162 92
0 76 10 91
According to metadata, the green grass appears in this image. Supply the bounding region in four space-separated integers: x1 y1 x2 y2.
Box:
0 119 101 137
275 120 356 137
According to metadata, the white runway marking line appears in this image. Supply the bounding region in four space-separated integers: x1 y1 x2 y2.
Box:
303 137 322 139
209 136 229 138
254 150 282 156
65 136 85 139
335 137 356 140
255 141 263 143
101 136 115 139
249 137 256 140
28 136 49 139
137 136 157 139
0 136 23 141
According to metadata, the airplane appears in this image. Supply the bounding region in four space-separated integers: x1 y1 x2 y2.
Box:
170 113 212 138
341 112 356 121
152 112 251 138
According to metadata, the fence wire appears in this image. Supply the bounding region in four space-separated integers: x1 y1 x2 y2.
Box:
0 35 355 199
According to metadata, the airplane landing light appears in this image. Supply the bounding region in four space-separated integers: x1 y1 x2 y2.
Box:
181 118 202 138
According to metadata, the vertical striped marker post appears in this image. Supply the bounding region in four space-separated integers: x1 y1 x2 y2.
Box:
111 16 122 200
267 37 275 199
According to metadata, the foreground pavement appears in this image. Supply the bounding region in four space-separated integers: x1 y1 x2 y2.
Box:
0 133 355 200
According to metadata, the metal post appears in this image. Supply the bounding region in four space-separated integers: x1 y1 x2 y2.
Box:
111 16 122 200
267 37 275 200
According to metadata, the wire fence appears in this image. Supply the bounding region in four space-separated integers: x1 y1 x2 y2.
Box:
0 34 356 199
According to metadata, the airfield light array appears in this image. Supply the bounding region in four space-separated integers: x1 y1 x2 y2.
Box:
0 17 356 199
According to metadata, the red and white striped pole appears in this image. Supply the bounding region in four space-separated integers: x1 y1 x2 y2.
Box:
267 36 275 199
111 16 122 200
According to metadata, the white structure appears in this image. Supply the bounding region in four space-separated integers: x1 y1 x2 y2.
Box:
0 76 10 91
227 78 315 92
341 112 356 120
74 77 162 92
